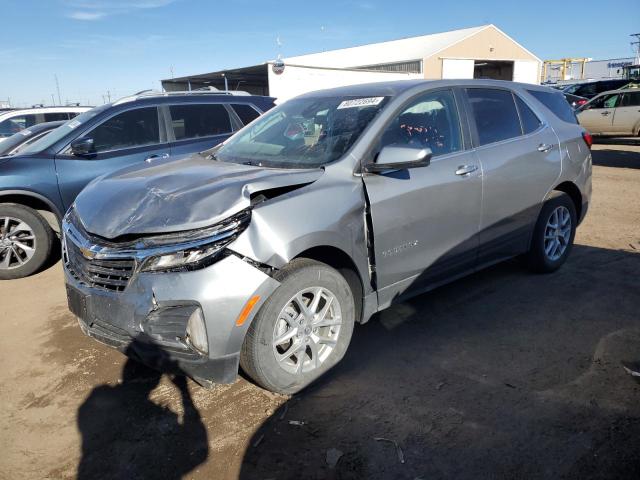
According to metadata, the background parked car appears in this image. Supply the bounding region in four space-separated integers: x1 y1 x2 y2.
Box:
0 121 65 156
0 90 275 279
576 88 640 136
563 92 589 109
563 79 631 99
0 106 90 142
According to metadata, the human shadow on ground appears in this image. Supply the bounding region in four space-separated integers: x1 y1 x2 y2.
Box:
76 342 208 480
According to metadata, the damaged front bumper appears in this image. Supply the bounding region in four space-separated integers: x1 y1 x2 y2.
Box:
64 251 279 386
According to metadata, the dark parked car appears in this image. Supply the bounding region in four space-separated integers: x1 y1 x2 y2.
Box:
563 93 589 109
0 91 275 279
563 79 630 99
0 121 65 156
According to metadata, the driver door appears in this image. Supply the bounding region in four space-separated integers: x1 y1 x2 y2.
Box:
54 106 170 209
362 89 482 308
578 93 620 134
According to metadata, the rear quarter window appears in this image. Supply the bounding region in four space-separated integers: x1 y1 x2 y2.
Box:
527 90 578 124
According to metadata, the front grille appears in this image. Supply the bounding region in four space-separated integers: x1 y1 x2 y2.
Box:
64 239 135 292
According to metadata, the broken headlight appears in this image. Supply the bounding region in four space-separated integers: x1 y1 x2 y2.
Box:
139 209 251 273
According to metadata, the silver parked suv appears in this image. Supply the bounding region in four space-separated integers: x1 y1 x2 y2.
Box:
63 80 592 394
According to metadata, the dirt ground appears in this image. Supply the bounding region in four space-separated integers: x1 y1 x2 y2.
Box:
1 142 639 480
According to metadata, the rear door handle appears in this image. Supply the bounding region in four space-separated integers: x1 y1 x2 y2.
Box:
537 143 554 153
455 164 478 176
145 153 169 163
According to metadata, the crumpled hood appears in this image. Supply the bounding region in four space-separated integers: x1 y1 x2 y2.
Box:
74 154 323 239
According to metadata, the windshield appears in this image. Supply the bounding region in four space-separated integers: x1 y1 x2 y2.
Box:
19 104 109 154
214 95 389 168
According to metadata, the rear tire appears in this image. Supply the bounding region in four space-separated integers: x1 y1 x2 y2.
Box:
525 192 577 273
0 203 54 280
240 258 355 394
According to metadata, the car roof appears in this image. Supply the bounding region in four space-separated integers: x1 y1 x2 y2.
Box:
0 106 91 119
111 91 275 108
294 79 557 100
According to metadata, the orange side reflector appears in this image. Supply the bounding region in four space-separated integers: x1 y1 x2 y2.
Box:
235 295 261 326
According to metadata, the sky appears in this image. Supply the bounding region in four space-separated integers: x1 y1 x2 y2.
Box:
1 0 638 107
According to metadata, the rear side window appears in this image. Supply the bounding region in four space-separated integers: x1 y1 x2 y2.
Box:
527 90 578 124
620 92 640 107
232 104 261 125
45 112 70 122
466 88 521 146
89 107 160 153
169 104 232 141
514 96 542 134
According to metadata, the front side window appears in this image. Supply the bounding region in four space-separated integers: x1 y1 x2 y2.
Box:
215 95 389 168
588 93 620 110
467 88 521 146
169 104 232 141
379 90 461 156
89 107 159 153
0 114 37 137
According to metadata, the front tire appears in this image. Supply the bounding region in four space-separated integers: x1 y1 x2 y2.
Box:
0 203 54 280
525 192 577 273
240 258 355 394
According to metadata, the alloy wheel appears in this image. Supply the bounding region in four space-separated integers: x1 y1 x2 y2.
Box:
272 286 343 375
0 216 37 270
544 206 571 261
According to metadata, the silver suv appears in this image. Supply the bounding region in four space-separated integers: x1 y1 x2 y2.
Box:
63 80 592 394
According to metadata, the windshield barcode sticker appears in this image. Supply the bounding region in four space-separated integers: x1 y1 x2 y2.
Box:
67 120 81 129
337 97 384 109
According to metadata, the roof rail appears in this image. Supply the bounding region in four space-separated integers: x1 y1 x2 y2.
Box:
113 88 251 105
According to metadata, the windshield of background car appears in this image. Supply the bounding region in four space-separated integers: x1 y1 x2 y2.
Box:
19 104 110 154
214 95 390 168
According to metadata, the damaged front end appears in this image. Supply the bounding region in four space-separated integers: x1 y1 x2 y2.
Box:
62 206 280 386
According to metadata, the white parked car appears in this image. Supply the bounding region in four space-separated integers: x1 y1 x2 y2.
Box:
577 88 640 136
0 106 91 142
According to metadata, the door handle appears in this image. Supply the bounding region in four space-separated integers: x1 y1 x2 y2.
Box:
537 143 554 153
455 164 478 176
600 111 611 116
145 153 169 163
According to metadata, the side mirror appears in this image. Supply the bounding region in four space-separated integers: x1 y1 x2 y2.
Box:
70 137 95 156
367 145 432 173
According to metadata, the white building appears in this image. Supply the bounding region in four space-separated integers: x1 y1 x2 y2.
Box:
162 24 542 102
543 57 637 83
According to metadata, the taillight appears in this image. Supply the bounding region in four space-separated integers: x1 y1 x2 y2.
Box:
582 131 593 149
576 99 588 107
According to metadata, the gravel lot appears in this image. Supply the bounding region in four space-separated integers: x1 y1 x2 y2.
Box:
1 142 639 480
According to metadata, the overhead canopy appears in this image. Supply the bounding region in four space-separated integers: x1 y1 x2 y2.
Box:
161 64 269 96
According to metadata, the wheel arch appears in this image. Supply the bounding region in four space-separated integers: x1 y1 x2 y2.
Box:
552 181 582 222
294 246 366 324
0 190 63 233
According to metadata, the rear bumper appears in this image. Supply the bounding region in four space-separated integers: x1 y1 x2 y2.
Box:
65 254 280 385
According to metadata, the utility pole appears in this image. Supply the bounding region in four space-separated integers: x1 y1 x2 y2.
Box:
54 74 61 105
51 94 55 106
106 90 111 102
631 33 640 63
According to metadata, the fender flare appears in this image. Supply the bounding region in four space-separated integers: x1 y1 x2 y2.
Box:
0 189 64 226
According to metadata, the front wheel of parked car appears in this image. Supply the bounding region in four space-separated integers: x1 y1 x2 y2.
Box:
240 258 355 395
525 192 577 273
0 203 54 280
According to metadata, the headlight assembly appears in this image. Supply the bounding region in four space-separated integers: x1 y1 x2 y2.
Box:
138 209 251 273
